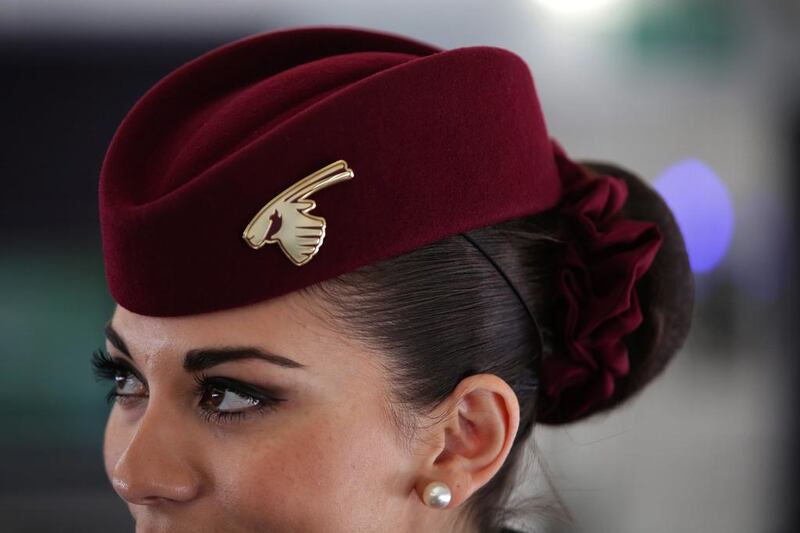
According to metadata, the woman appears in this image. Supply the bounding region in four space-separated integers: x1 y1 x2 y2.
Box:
91 25 694 533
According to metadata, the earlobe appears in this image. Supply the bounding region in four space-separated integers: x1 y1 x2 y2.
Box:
415 374 520 509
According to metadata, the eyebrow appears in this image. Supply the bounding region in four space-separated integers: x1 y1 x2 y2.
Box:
104 320 307 372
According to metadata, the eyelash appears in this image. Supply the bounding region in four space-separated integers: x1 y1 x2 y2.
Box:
90 347 285 425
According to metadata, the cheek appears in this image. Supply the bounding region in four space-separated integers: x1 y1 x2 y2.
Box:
214 402 413 532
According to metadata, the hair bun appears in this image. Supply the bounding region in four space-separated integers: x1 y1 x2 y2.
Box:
547 159 695 424
534 143 662 424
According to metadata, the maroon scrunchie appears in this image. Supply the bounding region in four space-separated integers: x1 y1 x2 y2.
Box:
536 140 664 424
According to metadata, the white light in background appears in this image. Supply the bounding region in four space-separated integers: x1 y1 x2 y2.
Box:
533 0 628 16
527 0 636 32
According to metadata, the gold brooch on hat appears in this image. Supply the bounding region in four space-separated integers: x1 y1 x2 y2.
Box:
242 160 355 266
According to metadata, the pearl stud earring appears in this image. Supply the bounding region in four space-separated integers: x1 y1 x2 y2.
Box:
422 481 452 509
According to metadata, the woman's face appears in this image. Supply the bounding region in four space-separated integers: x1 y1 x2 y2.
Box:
101 289 519 533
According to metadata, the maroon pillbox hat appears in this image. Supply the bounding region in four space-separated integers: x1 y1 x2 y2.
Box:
99 25 564 317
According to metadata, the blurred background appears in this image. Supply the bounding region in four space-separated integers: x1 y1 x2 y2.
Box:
0 0 797 531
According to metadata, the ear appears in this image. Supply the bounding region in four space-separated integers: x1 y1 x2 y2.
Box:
414 373 520 509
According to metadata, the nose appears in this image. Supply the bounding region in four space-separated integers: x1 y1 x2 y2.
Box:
110 398 202 505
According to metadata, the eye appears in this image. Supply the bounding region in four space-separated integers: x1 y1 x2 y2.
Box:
200 382 258 411
114 372 145 395
91 348 147 406
192 373 285 425
91 348 285 425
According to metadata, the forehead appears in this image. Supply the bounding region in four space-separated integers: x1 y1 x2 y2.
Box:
108 289 380 380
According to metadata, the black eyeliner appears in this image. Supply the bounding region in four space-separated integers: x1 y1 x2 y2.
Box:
91 347 147 387
91 347 287 423
196 375 285 403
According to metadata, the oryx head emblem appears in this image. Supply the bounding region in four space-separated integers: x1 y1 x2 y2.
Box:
242 160 355 266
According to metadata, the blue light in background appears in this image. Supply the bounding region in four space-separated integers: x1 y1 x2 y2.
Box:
652 159 734 273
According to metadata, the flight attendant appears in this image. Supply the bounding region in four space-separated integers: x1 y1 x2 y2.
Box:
92 25 694 533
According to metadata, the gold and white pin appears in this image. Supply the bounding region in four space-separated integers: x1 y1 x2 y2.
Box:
242 160 355 266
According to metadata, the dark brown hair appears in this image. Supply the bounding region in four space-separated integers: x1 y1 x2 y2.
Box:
299 161 695 533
